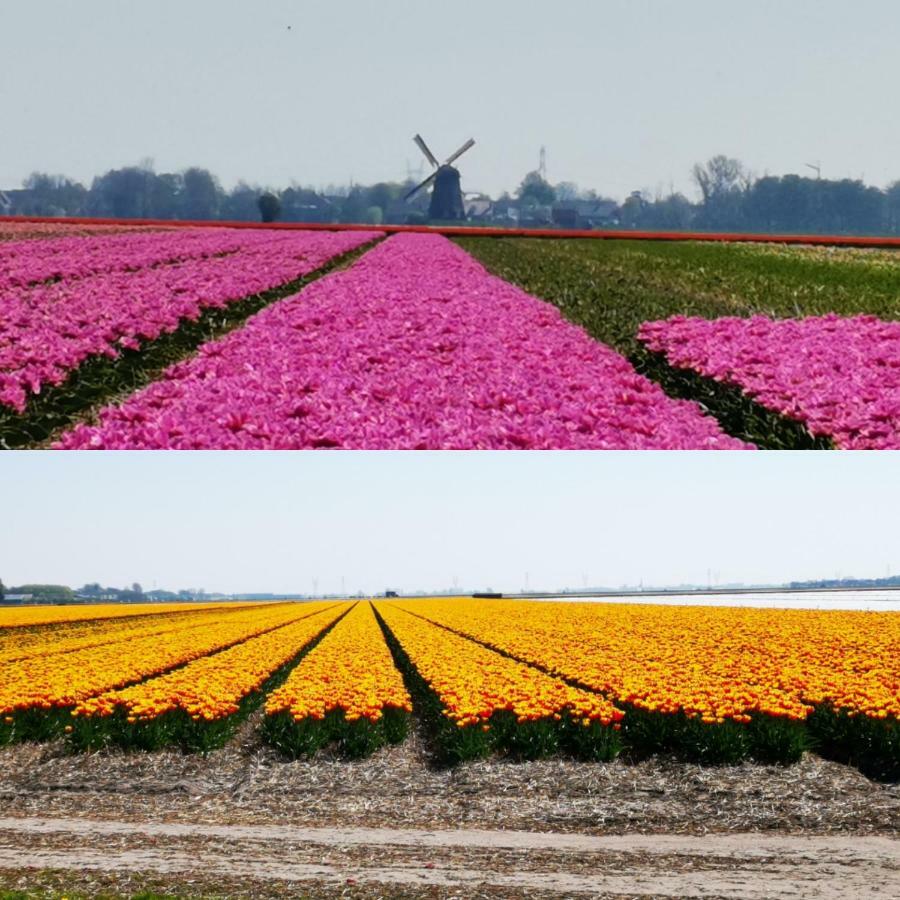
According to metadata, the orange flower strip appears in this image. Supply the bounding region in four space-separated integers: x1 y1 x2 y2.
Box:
266 601 412 724
74 603 349 725
376 602 622 729
0 601 233 630
0 602 320 721
0 602 270 665
395 600 899 725
263 601 412 758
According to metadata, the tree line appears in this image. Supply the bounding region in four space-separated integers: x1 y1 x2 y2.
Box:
5 156 900 235
621 156 900 235
5 166 423 226
0 580 216 603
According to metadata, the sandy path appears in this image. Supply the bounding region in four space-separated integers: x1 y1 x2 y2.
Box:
2 816 898 898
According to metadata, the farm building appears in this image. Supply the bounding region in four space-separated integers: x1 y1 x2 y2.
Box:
552 199 620 229
0 189 35 215
0 594 34 605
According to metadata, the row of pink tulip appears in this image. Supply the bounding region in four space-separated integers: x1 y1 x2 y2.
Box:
639 313 900 449
0 222 150 243
0 229 381 413
0 227 284 290
57 234 750 449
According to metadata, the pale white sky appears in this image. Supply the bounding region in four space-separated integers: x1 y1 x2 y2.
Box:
2 452 897 595
2 0 899 199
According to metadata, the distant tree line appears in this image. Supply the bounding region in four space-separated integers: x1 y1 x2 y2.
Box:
0 581 217 603
620 156 900 235
77 582 213 601
3 164 424 226
787 575 900 590
5 156 900 236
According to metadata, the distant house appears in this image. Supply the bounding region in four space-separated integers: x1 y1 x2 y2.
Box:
0 191 11 215
384 190 431 225
0 189 38 215
579 199 620 227
463 193 493 220
280 189 335 224
2 594 34 604
490 197 519 223
553 199 620 229
519 203 553 227
385 199 416 224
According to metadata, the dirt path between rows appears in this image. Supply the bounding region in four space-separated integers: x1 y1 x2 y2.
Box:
1 816 898 898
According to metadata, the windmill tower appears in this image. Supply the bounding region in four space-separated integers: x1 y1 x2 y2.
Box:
404 134 476 221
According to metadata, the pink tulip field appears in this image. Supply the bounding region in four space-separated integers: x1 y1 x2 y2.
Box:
0 222 156 242
55 234 748 449
0 226 265 290
3 222 899 449
639 314 900 449
0 228 380 414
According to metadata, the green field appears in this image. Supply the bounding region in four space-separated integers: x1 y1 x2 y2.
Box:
458 238 900 448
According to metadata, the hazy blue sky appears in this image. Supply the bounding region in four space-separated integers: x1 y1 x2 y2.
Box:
2 1 898 199
2 452 897 595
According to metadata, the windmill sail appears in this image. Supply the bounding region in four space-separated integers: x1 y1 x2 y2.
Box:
404 170 439 201
444 138 476 167
413 134 440 169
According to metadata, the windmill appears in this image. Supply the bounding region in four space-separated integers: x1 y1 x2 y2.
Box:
404 134 476 221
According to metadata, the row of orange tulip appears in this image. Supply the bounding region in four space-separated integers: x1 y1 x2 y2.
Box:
392 599 899 724
73 602 348 724
266 601 412 725
0 601 313 717
376 602 623 728
0 602 266 665
0 600 233 630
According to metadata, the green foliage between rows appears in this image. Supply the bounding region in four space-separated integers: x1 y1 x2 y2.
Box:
807 706 900 782
633 348 833 448
262 706 410 760
622 707 808 766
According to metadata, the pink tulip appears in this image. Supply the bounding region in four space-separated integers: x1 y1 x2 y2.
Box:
57 234 750 450
639 313 900 449
0 228 381 412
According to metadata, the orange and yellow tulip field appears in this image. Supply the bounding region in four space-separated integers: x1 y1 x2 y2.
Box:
0 598 896 778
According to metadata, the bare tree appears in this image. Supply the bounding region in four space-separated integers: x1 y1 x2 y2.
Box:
692 155 750 203
692 155 753 228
